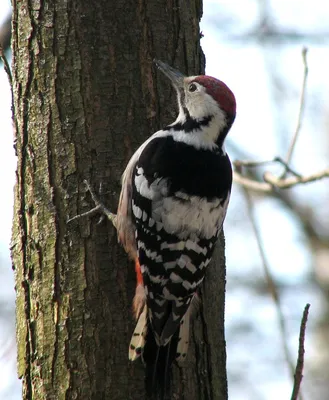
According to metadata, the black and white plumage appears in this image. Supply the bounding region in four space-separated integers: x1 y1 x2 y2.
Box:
116 60 236 398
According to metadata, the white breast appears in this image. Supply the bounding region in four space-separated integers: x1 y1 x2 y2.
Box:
152 192 230 240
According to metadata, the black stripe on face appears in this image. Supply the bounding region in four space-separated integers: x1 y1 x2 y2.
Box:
215 114 235 147
183 106 190 119
169 114 213 133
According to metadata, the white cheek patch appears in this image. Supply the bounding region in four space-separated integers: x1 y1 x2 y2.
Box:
175 91 228 150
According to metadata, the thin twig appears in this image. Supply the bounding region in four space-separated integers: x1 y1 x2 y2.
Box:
234 158 277 168
234 172 272 193
263 169 329 188
233 167 329 193
291 304 310 400
233 47 313 190
243 188 303 399
234 157 302 178
284 48 309 170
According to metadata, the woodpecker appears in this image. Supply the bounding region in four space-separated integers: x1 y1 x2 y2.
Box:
113 60 235 398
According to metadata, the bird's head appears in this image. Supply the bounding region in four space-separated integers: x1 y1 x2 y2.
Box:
155 59 236 149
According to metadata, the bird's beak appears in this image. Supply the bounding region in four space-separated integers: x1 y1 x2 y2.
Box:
154 59 185 90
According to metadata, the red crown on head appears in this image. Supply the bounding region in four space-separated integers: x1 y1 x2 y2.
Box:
193 76 236 117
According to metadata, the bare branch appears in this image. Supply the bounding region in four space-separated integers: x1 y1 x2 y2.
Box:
291 304 310 400
233 158 277 168
232 47 324 194
233 167 329 193
243 188 302 398
234 171 272 193
234 157 302 178
284 48 309 169
263 169 329 188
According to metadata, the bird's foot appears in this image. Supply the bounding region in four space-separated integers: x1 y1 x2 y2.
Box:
67 180 117 227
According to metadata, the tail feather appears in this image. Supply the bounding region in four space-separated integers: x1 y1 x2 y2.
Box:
175 293 199 363
176 312 190 363
143 322 178 400
159 297 191 346
129 304 148 361
129 294 199 398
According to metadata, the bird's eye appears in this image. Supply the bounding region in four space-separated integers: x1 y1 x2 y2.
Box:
188 83 197 92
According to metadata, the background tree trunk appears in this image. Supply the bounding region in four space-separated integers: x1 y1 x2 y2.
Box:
11 0 227 399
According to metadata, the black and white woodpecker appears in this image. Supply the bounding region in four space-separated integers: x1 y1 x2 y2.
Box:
85 60 236 399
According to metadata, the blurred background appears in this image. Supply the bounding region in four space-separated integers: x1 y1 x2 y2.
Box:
1 1 329 399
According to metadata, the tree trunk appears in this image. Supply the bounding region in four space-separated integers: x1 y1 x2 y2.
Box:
11 0 227 399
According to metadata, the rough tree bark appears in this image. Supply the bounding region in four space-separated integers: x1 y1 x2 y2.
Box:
11 0 228 399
